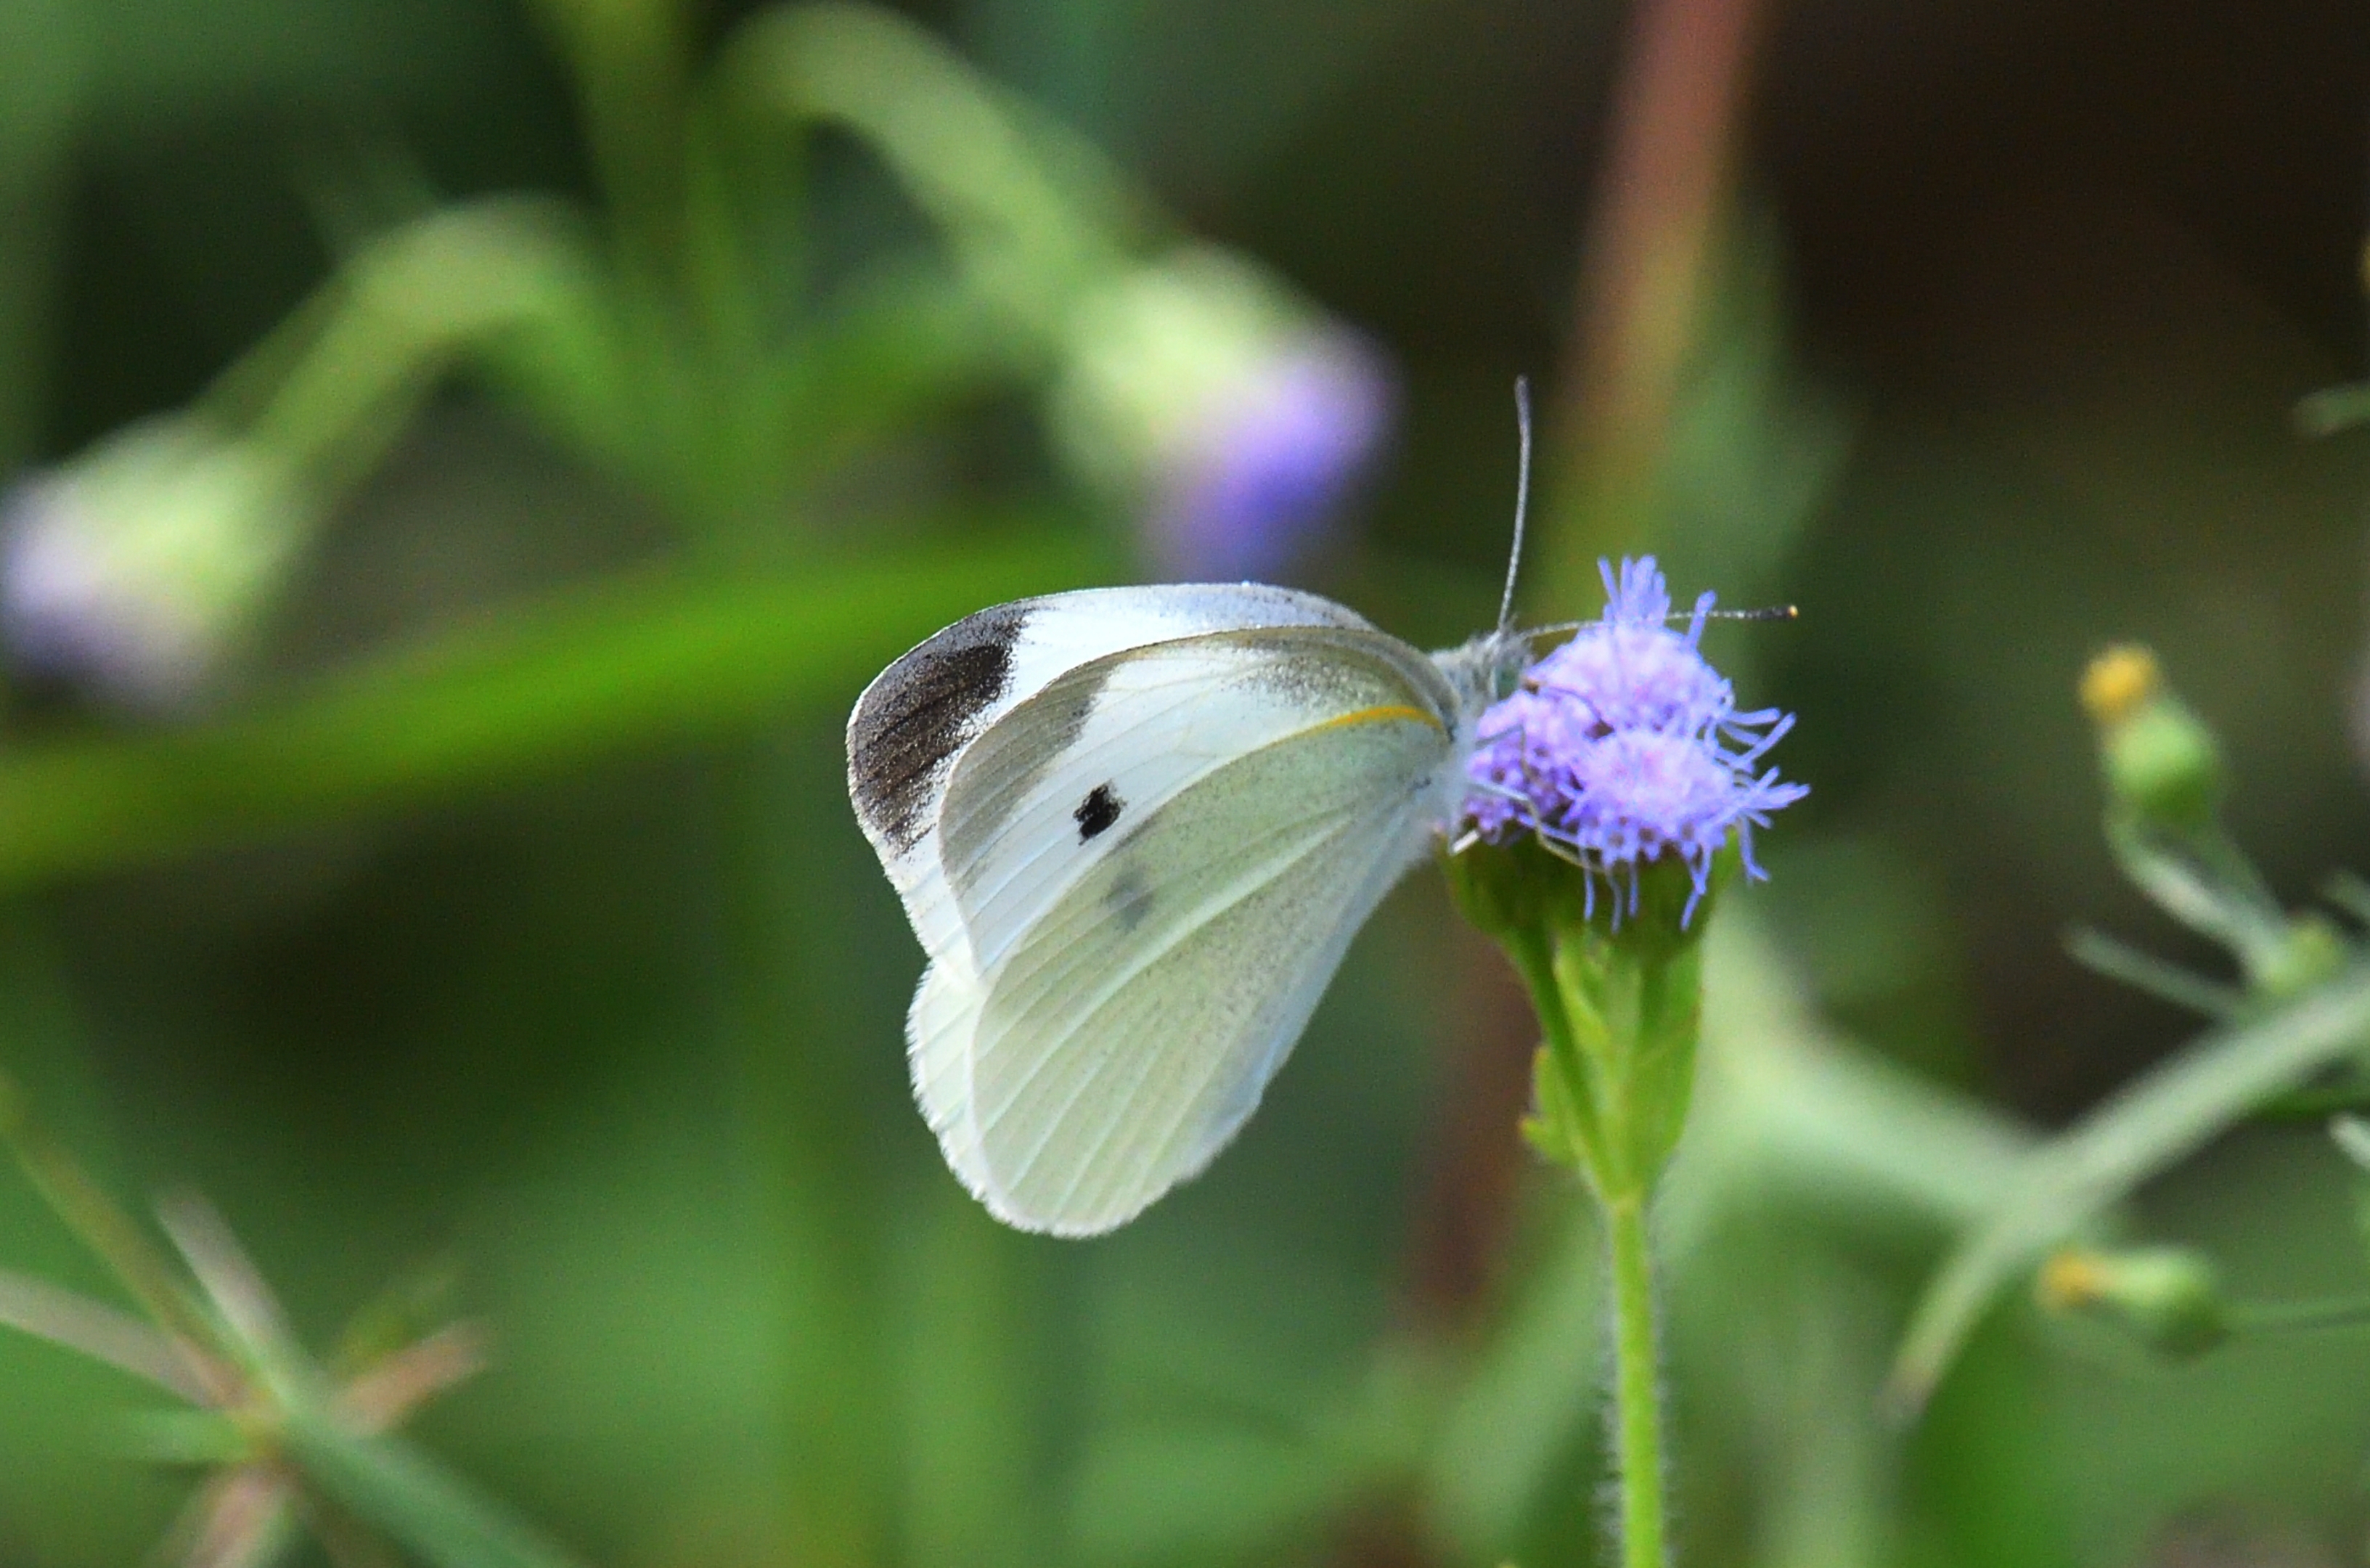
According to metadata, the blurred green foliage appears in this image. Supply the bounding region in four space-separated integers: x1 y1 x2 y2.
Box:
0 1 2367 1567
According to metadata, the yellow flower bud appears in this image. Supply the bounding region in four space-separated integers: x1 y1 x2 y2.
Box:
2080 646 2225 830
2079 645 2159 727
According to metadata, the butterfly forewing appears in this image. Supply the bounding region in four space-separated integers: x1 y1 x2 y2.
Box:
939 626 1456 977
849 585 1386 964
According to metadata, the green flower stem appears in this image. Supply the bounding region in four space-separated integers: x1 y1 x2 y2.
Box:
1553 916 1681 1568
2103 814 2289 984
236 203 592 497
1606 1195 1667 1568
724 3 1129 336
1453 846 1715 1564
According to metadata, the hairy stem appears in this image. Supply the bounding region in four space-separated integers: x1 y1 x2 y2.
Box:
1606 1195 1667 1568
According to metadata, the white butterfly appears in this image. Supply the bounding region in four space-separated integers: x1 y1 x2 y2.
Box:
845 581 1528 1235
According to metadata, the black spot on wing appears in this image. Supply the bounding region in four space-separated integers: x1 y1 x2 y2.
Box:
847 603 1026 853
939 657 1113 876
1074 783 1124 841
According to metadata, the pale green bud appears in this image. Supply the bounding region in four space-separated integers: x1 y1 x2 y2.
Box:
2038 1246 2228 1360
2252 914 2346 1000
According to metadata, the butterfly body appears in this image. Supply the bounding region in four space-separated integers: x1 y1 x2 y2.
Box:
847 584 1522 1235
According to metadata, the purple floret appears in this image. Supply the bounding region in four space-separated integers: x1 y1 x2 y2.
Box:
1460 555 1807 923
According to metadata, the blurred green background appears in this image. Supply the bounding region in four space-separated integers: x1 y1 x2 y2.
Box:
0 1 2368 1565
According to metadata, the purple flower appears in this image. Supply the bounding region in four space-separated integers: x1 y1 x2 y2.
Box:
1461 556 1806 923
1145 332 1391 581
1047 248 1394 584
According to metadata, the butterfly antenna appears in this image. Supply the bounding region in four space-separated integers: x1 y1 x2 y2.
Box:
1497 376 1533 634
1518 604 1799 642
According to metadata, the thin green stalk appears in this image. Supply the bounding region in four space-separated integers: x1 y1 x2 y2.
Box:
723 5 1127 336
2228 1296 2370 1334
236 204 589 503
1891 961 2370 1411
1531 918 1674 1565
536 0 692 299
1606 1196 1667 1568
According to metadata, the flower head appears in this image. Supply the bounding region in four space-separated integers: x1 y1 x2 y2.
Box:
1460 556 1805 922
1047 246 1392 581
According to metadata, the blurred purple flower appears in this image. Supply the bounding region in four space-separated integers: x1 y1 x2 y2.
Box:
1462 555 1805 921
1145 331 1392 581
1 419 308 709
1047 247 1394 584
4 479 113 682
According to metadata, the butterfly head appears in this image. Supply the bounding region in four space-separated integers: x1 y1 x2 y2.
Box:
1434 626 1537 729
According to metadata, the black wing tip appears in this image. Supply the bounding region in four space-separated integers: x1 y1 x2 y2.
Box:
848 603 1029 853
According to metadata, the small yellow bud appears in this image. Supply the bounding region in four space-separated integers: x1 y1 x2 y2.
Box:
2037 1246 2227 1360
2080 645 2159 728
2035 1249 2109 1310
2080 647 2225 830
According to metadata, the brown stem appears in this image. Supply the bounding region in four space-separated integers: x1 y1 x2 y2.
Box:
1548 0 1769 606
1399 927 1542 1334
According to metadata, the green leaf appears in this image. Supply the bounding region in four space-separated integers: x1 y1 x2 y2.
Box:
0 526 1100 889
1626 927 1706 1188
1887 961 2370 1416
121 1408 248 1466
278 1405 588 1568
1522 1044 1587 1169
